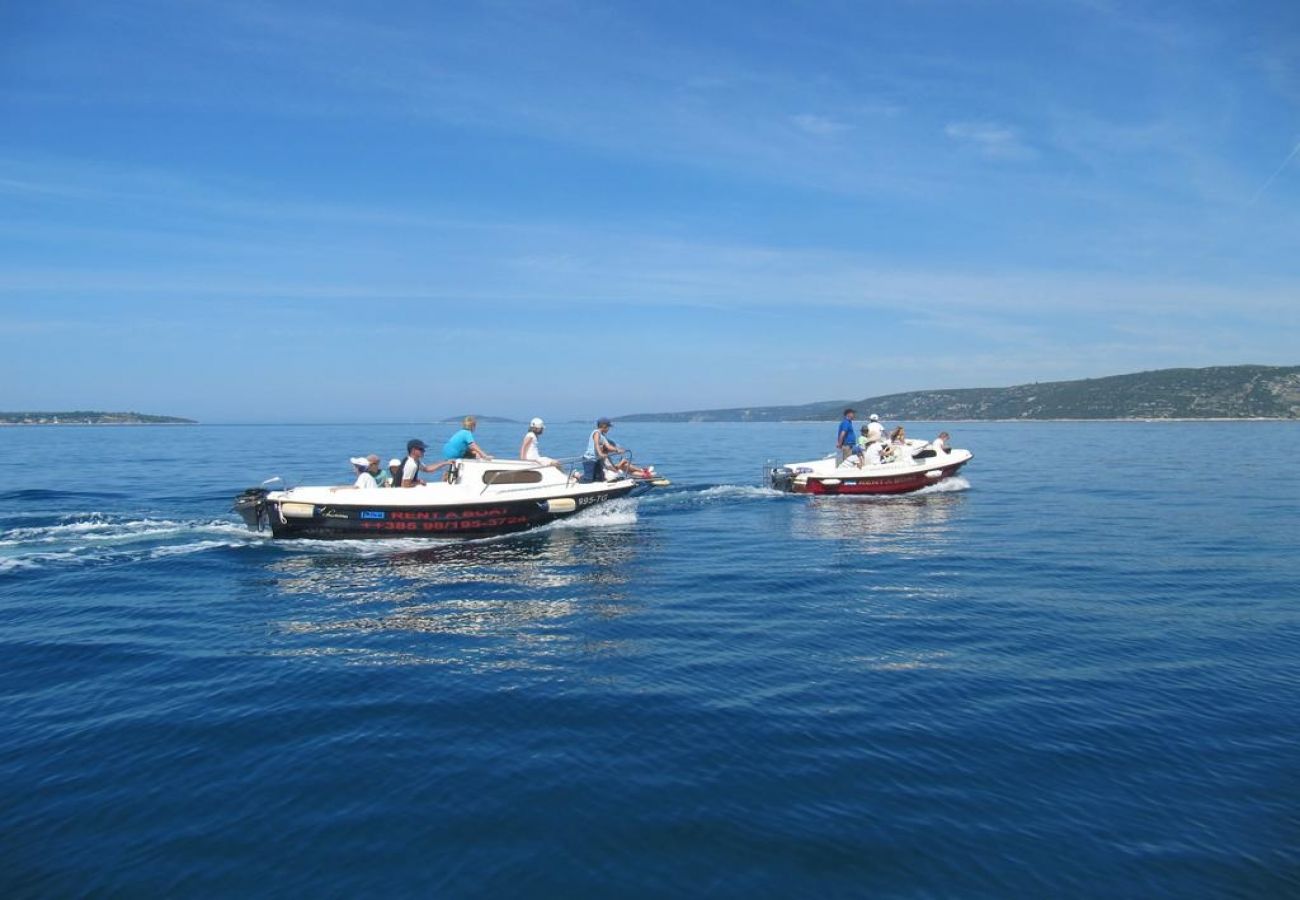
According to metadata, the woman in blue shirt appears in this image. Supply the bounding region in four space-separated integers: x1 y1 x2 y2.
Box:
442 416 493 461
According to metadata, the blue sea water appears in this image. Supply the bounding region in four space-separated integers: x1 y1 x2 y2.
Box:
1 421 1297 897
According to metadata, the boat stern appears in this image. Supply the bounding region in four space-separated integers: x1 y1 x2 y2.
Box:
233 487 270 531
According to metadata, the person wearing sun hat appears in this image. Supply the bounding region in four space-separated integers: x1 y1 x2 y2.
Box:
349 456 379 490
582 417 625 483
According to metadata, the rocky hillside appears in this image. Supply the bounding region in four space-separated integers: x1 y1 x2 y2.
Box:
619 365 1300 422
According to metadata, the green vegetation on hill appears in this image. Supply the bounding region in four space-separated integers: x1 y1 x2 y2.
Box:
619 365 1300 422
0 411 197 425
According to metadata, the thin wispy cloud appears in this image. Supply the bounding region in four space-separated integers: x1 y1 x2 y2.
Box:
944 121 1037 161
790 114 851 137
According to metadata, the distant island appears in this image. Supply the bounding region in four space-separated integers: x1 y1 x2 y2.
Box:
619 365 1300 422
434 415 520 424
0 411 197 425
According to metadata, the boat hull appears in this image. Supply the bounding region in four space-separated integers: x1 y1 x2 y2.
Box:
769 449 972 496
234 460 650 540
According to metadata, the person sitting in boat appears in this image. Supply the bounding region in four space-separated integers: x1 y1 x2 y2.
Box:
603 457 656 480
363 454 387 486
862 440 886 466
913 431 951 459
865 413 884 443
836 408 856 462
401 439 450 487
582 417 625 482
443 416 492 461
385 458 403 487
349 456 379 489
519 417 561 469
882 426 912 464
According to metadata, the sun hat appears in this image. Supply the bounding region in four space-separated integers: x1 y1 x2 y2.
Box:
530 417 545 429
596 417 612 426
869 414 879 421
407 439 427 452
388 458 402 468
349 456 369 468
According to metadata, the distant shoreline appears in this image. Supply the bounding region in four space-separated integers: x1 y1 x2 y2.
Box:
606 416 1297 424
6 417 1292 427
0 422 198 427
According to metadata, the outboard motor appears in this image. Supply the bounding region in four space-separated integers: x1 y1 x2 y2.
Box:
234 487 270 531
769 466 795 493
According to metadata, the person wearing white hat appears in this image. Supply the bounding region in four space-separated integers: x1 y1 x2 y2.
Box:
349 456 379 490
865 413 884 443
519 417 560 469
385 458 403 488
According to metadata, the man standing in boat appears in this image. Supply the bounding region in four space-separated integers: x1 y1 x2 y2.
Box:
582 417 626 483
836 408 856 462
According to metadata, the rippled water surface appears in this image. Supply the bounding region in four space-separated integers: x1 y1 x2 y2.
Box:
2 421 1297 897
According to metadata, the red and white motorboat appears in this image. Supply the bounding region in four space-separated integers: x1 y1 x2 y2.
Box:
768 440 972 495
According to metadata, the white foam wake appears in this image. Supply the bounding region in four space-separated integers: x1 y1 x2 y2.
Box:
0 513 265 573
915 476 971 495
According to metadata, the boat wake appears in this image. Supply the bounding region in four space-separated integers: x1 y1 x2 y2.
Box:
914 476 971 495
1 478 969 574
638 483 786 511
0 512 264 574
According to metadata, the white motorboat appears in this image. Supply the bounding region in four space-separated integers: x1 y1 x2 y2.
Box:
235 457 666 539
768 440 972 495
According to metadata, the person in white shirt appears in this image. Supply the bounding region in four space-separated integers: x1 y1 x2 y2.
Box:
350 456 378 489
915 431 951 459
865 413 884 443
401 439 449 487
519 417 560 469
885 426 913 464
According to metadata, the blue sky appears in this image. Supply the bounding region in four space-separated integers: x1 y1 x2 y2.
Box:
2 0 1297 422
